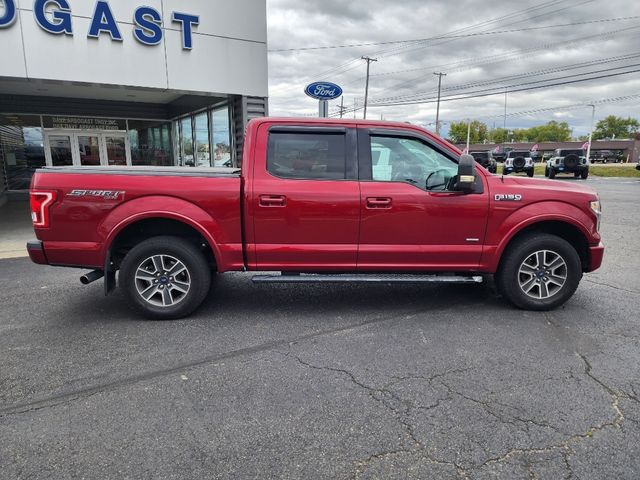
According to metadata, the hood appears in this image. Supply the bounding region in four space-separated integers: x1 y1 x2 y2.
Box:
502 175 598 196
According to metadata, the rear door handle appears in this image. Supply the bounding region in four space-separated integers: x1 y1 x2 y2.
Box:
259 195 287 207
366 197 392 209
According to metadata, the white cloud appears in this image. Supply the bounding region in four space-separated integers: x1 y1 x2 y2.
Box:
266 0 640 138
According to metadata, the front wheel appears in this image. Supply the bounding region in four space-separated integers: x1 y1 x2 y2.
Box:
526 169 534 178
581 169 589 179
548 168 556 179
495 234 582 311
119 236 212 320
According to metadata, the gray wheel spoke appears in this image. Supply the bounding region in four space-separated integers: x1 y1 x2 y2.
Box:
521 278 537 294
141 284 159 300
520 264 537 275
135 270 156 282
546 256 564 270
535 251 545 269
161 288 172 306
151 256 163 273
167 264 187 277
170 283 189 295
539 281 549 298
547 275 566 287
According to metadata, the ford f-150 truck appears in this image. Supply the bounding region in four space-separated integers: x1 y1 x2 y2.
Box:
27 118 604 319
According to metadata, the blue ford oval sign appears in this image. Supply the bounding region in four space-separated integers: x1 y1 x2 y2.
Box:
305 82 343 100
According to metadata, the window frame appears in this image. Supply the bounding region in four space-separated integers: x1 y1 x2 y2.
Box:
358 128 484 194
265 126 358 181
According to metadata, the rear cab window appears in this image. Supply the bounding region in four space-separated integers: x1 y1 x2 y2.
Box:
267 131 347 180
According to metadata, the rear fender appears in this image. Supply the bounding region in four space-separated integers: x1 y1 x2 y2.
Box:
481 201 597 272
99 195 225 269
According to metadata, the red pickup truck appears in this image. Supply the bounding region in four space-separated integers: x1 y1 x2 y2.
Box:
27 118 604 319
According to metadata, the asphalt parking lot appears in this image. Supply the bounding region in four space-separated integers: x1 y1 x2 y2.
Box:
1 177 639 479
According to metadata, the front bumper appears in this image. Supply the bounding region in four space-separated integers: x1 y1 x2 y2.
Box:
504 165 533 173
27 240 48 265
588 242 605 272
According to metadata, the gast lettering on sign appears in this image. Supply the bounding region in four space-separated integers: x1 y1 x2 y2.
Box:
0 0 199 49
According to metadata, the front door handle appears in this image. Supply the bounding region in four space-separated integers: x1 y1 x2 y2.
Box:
366 197 392 209
259 195 287 207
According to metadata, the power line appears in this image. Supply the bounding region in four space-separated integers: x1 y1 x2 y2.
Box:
372 52 640 104
268 15 639 52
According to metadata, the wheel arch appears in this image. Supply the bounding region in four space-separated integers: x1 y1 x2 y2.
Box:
494 219 590 274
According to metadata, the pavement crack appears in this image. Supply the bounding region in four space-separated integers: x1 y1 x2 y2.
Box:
577 353 624 429
583 278 640 295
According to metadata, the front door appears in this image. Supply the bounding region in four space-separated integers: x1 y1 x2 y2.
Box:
249 124 361 271
357 128 489 271
44 130 131 167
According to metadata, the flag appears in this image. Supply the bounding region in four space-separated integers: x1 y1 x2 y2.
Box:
493 145 501 153
531 144 539 152
581 141 590 150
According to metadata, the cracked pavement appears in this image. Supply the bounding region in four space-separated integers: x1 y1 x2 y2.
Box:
1 177 639 479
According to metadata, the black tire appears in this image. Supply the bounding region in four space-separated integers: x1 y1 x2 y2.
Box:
526 169 534 178
119 236 212 320
574 172 581 178
502 167 509 176
495 233 582 311
544 166 549 177
548 168 556 179
581 169 589 179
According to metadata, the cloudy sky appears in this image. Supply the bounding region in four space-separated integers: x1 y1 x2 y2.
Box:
266 0 640 138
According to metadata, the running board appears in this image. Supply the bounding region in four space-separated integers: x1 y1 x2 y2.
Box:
252 274 483 284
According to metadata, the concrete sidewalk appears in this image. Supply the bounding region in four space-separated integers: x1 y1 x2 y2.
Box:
0 200 32 259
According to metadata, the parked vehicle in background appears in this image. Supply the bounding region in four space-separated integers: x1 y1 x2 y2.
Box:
546 149 589 179
28 118 604 319
470 151 498 173
590 150 618 163
503 150 535 177
492 146 512 162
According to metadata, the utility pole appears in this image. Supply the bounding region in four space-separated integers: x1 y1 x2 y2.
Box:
586 104 596 162
433 72 446 135
338 97 346 118
466 118 472 153
362 56 377 119
503 86 508 148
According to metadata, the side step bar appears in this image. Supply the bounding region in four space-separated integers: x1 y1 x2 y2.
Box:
252 274 483 284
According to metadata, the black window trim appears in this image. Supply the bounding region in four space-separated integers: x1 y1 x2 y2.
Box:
266 126 358 181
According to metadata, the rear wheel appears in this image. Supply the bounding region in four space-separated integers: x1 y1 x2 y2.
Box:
548 168 556 179
581 169 589 179
119 236 212 320
544 166 549 177
496 234 582 311
527 169 534 178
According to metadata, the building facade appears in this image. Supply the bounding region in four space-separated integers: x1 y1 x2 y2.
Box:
0 0 268 201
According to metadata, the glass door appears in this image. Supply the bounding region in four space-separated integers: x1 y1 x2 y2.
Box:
47 135 74 166
44 130 131 167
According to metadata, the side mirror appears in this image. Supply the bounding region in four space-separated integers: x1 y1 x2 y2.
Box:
456 154 477 193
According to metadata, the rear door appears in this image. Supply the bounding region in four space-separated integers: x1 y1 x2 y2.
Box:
249 124 360 271
357 127 489 271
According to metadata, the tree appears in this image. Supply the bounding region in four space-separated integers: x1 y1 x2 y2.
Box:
593 115 640 140
448 120 488 144
490 128 508 144
523 121 572 142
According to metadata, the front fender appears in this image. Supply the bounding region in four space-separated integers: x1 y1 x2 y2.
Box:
481 201 599 272
99 195 226 268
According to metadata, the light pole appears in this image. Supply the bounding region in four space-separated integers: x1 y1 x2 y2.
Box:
362 56 377 119
466 118 472 153
434 72 446 135
586 104 596 162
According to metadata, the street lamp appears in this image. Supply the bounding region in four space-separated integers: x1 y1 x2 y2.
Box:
586 104 596 162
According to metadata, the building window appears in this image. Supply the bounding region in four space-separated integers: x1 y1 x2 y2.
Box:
194 112 211 167
173 102 233 168
128 120 173 166
0 114 46 191
212 106 232 167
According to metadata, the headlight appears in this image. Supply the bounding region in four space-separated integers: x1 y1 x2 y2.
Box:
590 199 602 231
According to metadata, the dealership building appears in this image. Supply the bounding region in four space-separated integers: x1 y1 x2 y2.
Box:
0 0 268 203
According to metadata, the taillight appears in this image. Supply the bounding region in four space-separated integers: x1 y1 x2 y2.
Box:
30 191 57 228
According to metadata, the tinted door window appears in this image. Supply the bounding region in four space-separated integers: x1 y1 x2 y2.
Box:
267 132 346 180
370 136 457 191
